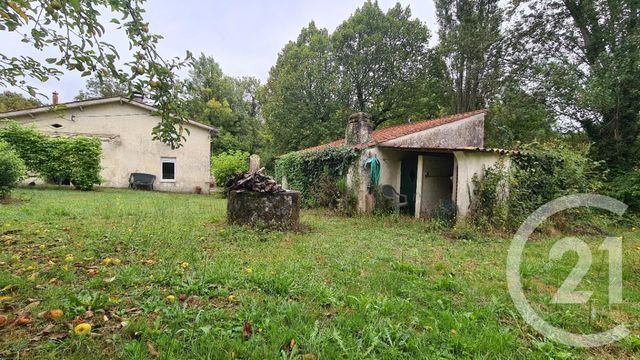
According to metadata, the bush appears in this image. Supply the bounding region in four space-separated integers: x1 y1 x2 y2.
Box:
67 137 102 190
311 174 341 208
432 199 457 226
211 150 249 187
471 141 603 230
0 141 27 198
275 146 358 207
449 222 481 242
607 169 640 212
0 123 102 190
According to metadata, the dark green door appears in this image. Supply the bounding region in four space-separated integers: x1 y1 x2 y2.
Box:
400 157 418 215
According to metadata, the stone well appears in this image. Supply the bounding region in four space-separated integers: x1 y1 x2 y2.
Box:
227 190 300 230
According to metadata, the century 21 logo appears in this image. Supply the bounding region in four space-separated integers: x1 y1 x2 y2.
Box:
507 194 629 348
549 236 622 305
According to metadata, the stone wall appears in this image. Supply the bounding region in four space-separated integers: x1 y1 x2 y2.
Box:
227 190 300 230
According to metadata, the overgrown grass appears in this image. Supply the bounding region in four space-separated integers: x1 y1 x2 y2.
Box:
0 189 638 359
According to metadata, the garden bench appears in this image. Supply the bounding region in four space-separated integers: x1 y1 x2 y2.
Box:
128 173 156 190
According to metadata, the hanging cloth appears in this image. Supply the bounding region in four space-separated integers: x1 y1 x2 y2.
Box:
364 155 381 186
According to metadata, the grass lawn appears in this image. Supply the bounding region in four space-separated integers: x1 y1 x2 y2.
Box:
0 188 639 359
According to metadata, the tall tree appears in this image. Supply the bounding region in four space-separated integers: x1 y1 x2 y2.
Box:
333 2 446 127
485 84 556 148
261 22 347 153
435 0 502 113
75 73 128 100
0 91 41 112
505 0 640 172
184 54 263 154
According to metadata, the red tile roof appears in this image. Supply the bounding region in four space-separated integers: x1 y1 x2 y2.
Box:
299 109 487 153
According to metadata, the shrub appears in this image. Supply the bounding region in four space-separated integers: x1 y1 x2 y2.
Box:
66 137 102 190
336 177 358 216
0 123 102 190
311 174 341 208
0 141 27 198
471 141 603 230
432 199 457 226
211 150 249 187
449 222 481 242
607 169 640 212
275 146 358 207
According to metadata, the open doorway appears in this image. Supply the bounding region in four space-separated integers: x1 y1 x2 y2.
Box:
419 153 454 217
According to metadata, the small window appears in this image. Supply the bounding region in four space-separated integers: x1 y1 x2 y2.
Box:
161 157 176 182
50 123 63 129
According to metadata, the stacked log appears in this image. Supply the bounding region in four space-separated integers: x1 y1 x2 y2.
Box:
225 169 284 193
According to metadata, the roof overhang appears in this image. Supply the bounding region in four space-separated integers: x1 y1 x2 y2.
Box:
0 96 218 134
377 144 520 155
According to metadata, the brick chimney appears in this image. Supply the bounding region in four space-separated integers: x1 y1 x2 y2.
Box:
345 112 373 146
52 91 59 105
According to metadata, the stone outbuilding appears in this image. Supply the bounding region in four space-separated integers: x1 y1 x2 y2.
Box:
298 110 514 219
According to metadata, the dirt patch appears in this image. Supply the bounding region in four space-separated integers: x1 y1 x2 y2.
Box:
531 277 558 296
0 196 27 205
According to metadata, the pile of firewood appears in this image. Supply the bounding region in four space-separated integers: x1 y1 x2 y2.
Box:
225 169 284 193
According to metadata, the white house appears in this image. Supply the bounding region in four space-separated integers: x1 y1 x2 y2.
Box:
0 96 217 193
298 110 515 219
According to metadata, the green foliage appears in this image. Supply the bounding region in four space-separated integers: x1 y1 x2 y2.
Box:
0 123 102 190
0 140 26 198
435 0 502 112
333 2 446 127
261 22 347 154
432 199 458 226
0 91 41 112
211 150 250 187
607 170 640 212
485 85 556 148
449 222 482 242
74 73 128 100
65 137 102 191
275 146 358 207
1 188 639 357
1 1 192 149
185 55 265 155
310 174 357 216
505 0 640 172
471 142 603 229
262 4 450 153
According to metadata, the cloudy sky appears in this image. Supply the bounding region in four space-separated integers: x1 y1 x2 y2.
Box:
0 0 438 103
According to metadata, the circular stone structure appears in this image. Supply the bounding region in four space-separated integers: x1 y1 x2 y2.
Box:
227 190 300 230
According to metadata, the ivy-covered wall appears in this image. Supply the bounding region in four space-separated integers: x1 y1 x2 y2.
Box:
275 146 358 207
471 142 603 230
0 122 102 191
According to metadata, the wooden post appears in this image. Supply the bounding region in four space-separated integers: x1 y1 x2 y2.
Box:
249 154 260 173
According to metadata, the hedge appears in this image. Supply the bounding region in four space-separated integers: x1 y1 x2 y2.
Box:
0 140 26 198
0 122 102 190
275 146 358 207
471 141 603 230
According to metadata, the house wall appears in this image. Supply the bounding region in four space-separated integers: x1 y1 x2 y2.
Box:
453 151 507 217
380 114 484 149
3 102 211 192
350 147 509 219
347 147 404 213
